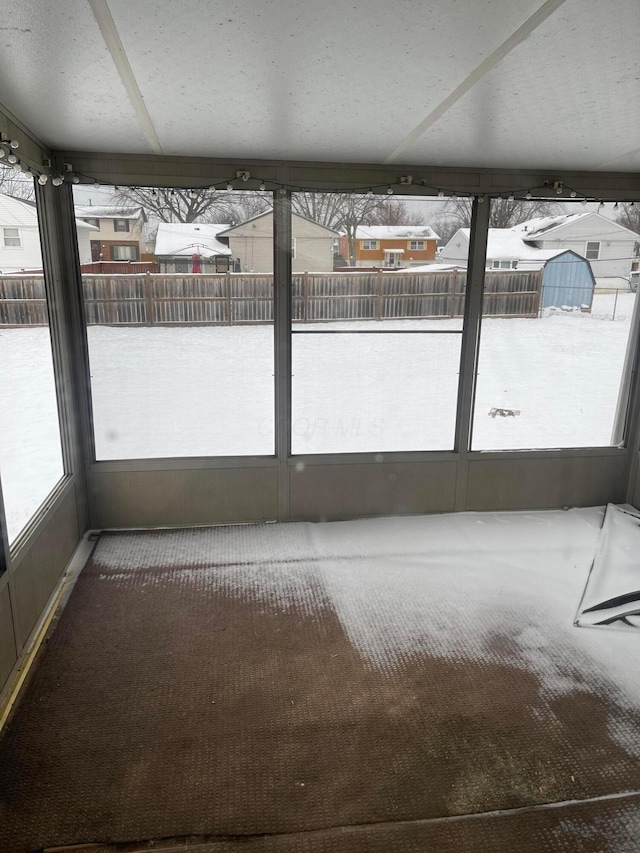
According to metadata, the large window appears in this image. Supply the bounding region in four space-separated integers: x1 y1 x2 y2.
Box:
111 245 139 261
472 199 639 450
74 186 275 459
291 192 470 453
0 167 65 544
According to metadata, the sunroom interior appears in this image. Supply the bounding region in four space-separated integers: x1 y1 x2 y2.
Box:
1 1 640 851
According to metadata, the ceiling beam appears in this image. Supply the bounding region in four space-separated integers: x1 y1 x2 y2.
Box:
53 149 640 200
87 0 164 156
383 0 568 165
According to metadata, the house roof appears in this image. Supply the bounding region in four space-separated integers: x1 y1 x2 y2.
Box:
454 228 562 262
1 192 97 230
353 225 440 240
75 205 146 221
218 208 339 236
513 211 640 241
154 222 231 257
0 193 40 228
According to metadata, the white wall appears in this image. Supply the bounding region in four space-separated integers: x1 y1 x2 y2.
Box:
226 213 334 272
438 230 470 266
535 217 637 280
0 224 42 272
76 227 94 265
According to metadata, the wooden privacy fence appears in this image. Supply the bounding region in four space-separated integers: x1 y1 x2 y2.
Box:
0 269 543 326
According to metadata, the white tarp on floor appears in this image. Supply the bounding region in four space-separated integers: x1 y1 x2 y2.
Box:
576 504 640 629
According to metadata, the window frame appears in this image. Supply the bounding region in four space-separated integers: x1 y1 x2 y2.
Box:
585 241 600 260
114 219 130 233
3 227 21 247
409 240 425 251
361 239 378 250
111 244 139 261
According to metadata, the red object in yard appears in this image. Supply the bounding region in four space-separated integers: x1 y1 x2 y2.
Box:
192 254 202 273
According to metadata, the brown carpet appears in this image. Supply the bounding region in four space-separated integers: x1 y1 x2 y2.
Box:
2 518 640 852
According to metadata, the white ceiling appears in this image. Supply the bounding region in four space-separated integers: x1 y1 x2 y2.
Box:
0 0 639 171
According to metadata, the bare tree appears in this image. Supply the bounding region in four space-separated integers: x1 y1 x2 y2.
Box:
292 192 390 265
113 186 270 224
615 203 640 257
362 199 426 227
0 166 35 201
433 196 563 246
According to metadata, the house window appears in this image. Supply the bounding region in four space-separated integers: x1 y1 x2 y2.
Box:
114 219 130 232
491 260 518 269
3 227 21 246
409 241 425 250
291 237 296 259
111 245 139 261
361 240 378 250
84 218 99 228
585 241 600 260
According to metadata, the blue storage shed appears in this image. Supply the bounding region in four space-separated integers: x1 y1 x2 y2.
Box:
540 250 595 310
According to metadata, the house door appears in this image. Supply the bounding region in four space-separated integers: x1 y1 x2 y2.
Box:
90 240 102 262
384 251 403 268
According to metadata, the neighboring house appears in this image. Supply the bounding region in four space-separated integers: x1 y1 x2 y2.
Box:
439 227 561 269
0 193 94 272
218 210 338 273
439 230 596 309
75 205 147 263
154 222 232 273
337 226 440 269
512 212 640 288
440 213 640 289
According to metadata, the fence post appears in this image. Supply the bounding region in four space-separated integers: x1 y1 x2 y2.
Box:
449 270 457 317
377 270 383 320
226 270 233 324
302 270 309 322
108 276 116 325
144 273 154 326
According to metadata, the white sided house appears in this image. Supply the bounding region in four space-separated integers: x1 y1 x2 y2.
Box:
154 222 232 273
439 212 640 289
1 193 94 273
512 212 640 289
219 210 337 273
439 227 561 270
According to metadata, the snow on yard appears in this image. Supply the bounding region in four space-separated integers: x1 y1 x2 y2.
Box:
0 327 64 543
0 293 636 542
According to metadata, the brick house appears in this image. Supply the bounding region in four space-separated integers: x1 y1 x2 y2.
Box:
338 225 439 269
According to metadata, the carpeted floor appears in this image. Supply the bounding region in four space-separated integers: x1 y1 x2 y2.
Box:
2 509 640 852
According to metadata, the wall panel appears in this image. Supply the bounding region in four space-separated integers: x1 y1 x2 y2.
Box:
89 466 279 529
9 486 80 651
0 584 17 695
466 453 628 512
289 460 458 521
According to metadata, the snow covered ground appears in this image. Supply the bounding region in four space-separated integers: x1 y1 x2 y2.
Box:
0 293 636 542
